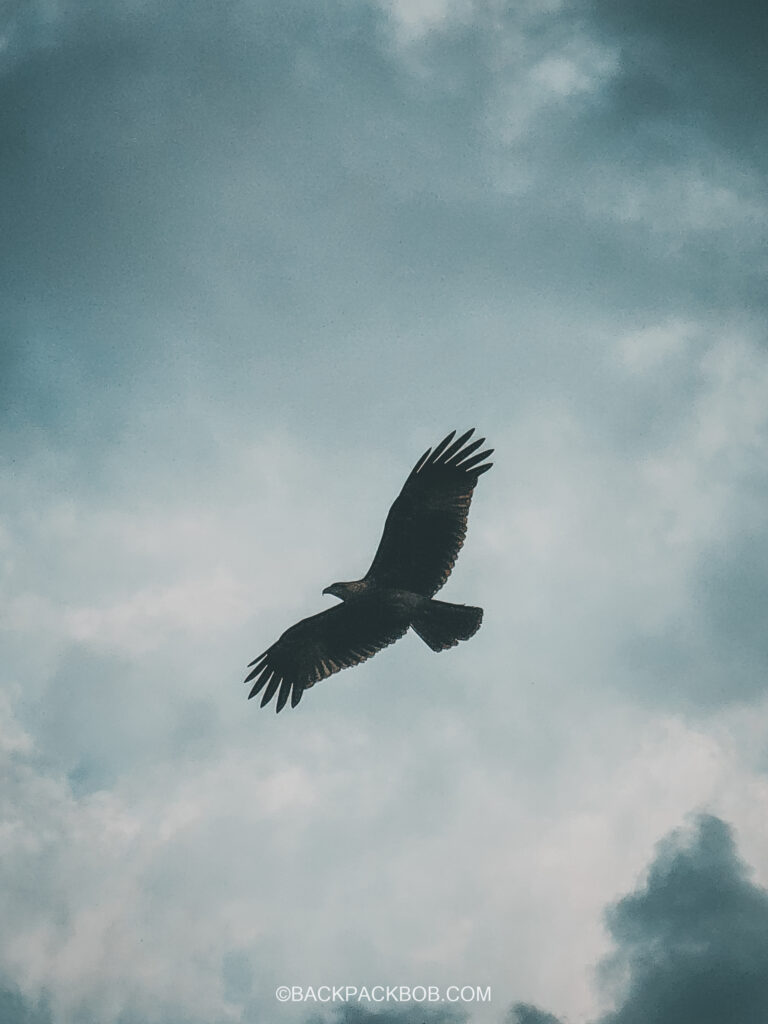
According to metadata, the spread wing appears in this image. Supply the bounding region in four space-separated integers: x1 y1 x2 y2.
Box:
363 429 493 598
244 601 409 712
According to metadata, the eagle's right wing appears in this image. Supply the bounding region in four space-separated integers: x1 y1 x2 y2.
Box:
245 601 409 712
363 429 493 598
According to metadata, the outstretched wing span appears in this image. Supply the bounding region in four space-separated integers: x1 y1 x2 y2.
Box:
245 601 409 712
363 428 493 597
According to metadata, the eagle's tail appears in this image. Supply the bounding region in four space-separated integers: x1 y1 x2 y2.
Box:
411 599 483 652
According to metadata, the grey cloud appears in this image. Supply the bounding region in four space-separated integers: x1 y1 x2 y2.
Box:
5 814 768 1024
514 814 768 1024
29 645 222 795
2 0 511 481
4 0 754 468
590 0 768 165
622 465 768 711
307 1007 466 1024
0 986 52 1024
597 814 768 1024
695 527 768 678
0 987 199 1024
505 1004 563 1024
4 1 768 1022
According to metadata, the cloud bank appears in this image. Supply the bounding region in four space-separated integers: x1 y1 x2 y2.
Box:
3 0 768 1022
519 814 768 1024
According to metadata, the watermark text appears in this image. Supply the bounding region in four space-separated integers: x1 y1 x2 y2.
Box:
275 984 491 1004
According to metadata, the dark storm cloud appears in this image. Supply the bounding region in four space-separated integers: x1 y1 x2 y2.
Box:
590 0 768 167
1 0 502 458
0 0 511 435
505 1004 563 1024
4 0 754 465
307 1004 467 1024
2 0 382 440
561 0 768 322
514 815 768 1024
597 814 768 1024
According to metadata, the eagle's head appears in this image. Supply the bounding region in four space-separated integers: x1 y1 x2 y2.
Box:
322 580 365 600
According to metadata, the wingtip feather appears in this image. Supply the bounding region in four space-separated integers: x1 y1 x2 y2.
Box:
412 447 432 475
440 428 475 463
260 673 282 707
245 659 268 685
248 667 272 698
428 430 457 464
457 448 494 472
446 435 483 466
275 677 292 713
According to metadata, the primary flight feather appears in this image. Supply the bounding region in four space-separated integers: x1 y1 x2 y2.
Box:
245 428 493 711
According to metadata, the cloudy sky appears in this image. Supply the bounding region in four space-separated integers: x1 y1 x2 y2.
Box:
2 1 768 1022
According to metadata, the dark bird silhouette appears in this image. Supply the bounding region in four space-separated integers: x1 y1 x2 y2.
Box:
245 429 493 711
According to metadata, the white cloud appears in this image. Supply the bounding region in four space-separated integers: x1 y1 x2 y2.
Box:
616 318 695 373
5 328 768 1020
486 31 618 149
581 156 768 250
4 665 768 1024
384 0 476 42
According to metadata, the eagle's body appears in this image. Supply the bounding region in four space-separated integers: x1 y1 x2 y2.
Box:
245 428 493 711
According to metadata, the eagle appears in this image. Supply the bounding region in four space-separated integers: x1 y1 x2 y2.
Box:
245 428 493 711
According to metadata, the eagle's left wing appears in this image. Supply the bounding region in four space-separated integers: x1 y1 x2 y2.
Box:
245 601 409 712
363 429 493 597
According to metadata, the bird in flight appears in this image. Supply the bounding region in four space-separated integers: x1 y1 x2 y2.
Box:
245 428 493 711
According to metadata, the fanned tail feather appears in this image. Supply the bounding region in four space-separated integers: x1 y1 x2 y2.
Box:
411 599 483 652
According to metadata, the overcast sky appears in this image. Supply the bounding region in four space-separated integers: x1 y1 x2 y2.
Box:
2 1 768 1022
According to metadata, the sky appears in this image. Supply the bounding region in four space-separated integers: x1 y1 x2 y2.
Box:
2 0 768 1022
